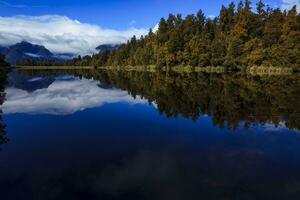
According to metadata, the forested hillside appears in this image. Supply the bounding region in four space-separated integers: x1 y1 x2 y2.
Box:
21 1 300 69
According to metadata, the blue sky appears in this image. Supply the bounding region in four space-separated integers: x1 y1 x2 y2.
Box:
0 0 298 55
0 0 286 29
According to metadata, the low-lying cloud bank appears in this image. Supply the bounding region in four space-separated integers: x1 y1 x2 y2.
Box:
1 76 147 115
0 15 148 55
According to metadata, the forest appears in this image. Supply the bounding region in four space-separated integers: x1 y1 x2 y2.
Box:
19 0 300 69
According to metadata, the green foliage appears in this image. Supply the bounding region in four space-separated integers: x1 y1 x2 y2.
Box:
20 1 300 69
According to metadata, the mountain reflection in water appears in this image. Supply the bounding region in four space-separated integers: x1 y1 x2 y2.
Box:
0 69 300 200
2 72 147 115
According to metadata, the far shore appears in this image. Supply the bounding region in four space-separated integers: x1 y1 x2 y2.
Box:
16 66 96 70
15 65 297 75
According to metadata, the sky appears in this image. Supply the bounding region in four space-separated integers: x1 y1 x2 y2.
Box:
0 0 299 55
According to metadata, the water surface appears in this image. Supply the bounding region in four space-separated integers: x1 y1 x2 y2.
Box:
0 69 300 200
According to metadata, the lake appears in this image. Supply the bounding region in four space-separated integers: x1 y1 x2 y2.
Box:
0 68 300 200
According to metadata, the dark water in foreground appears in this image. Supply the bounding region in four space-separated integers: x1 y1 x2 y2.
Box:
0 69 300 200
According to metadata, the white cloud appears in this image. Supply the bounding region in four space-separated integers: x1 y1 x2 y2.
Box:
0 15 149 55
208 15 216 19
24 53 42 58
281 0 300 12
0 0 46 8
1 76 147 115
129 20 136 26
153 23 159 33
261 122 300 133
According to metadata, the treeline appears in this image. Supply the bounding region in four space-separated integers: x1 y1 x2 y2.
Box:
17 57 86 67
21 1 300 69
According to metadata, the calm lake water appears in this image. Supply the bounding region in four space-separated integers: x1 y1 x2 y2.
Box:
0 69 300 200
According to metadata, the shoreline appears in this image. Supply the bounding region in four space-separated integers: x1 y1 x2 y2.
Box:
15 65 297 75
16 66 96 70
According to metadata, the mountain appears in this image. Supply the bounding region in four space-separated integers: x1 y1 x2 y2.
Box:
0 47 8 55
0 41 121 65
96 44 120 52
0 41 75 65
3 41 54 64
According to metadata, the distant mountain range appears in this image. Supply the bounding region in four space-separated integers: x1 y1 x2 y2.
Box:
0 41 120 65
0 41 58 64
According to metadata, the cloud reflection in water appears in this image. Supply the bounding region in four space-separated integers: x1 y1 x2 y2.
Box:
1 76 147 115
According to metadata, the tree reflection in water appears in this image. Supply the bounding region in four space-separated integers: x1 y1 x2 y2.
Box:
20 69 300 130
0 66 8 149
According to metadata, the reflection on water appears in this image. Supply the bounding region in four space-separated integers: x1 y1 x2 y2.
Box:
3 72 147 115
84 70 300 130
0 66 8 149
19 69 300 130
0 69 300 199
